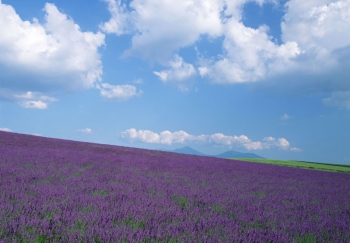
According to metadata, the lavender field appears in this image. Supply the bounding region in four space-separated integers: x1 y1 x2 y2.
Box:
0 131 349 243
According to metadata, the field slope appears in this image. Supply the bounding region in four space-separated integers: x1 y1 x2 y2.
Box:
232 158 350 173
1 131 350 242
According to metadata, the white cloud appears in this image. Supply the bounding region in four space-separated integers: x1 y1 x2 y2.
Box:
78 128 92 134
102 0 224 62
198 67 209 77
121 129 196 145
210 133 252 147
204 0 350 111
291 147 302 152
282 0 350 52
97 83 143 101
281 114 292 120
272 0 350 99
153 55 196 82
323 91 350 110
122 128 160 143
0 89 57 109
0 127 12 132
15 91 56 109
201 20 301 83
99 0 350 109
170 130 194 144
199 0 350 93
20 100 48 109
121 128 296 151
209 133 292 150
0 2 104 106
276 138 290 150
263 136 275 142
99 0 131 35
101 0 302 83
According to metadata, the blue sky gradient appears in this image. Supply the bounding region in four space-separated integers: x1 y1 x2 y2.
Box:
1 0 349 164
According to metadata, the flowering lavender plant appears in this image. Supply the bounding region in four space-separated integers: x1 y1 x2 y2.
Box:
0 131 349 242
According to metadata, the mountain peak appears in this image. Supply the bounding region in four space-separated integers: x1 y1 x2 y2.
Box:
173 146 205 156
169 146 264 159
215 150 264 159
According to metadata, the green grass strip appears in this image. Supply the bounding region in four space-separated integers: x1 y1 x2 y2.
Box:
230 158 350 173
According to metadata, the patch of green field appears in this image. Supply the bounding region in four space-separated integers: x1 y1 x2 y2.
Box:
231 158 350 173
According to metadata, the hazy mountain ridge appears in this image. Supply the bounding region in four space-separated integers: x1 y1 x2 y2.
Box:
168 146 264 159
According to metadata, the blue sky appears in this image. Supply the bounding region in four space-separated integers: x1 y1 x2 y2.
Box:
1 0 350 164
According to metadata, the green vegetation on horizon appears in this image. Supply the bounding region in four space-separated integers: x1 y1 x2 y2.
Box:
231 158 350 174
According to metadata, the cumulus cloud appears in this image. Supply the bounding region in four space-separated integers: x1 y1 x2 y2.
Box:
121 128 196 145
0 2 105 107
99 0 131 35
121 128 299 151
78 128 92 134
100 0 350 109
122 128 160 143
0 127 12 132
282 0 350 52
20 100 47 109
101 0 223 62
101 0 302 83
276 138 290 150
161 130 195 144
198 67 209 77
15 91 56 109
201 0 350 94
97 83 143 101
153 55 196 83
0 89 57 109
207 135 292 150
200 21 301 83
275 0 350 95
202 0 350 108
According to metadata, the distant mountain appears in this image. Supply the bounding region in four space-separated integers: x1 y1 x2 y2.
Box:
215 150 264 159
172 146 206 156
168 146 264 159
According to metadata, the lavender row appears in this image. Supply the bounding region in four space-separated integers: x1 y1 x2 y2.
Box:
0 131 350 242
